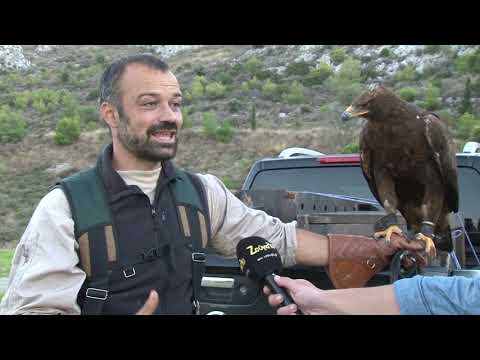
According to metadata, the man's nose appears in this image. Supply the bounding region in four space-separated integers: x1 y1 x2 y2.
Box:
157 104 179 123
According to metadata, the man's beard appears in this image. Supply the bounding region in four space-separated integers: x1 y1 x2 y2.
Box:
117 115 178 162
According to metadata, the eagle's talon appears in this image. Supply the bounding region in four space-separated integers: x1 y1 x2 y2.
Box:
415 233 436 258
374 225 403 243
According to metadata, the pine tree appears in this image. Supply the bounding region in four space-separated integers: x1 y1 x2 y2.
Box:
249 102 256 131
460 77 473 115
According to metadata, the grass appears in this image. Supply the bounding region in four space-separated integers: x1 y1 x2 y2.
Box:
0 249 14 278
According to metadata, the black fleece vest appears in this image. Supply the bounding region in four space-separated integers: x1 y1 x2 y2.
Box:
63 145 205 314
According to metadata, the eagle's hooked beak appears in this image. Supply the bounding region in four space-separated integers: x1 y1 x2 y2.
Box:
341 106 369 122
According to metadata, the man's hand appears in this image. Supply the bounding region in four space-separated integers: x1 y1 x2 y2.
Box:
263 276 326 315
135 290 159 315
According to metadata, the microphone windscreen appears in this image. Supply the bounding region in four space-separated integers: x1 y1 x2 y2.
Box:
236 236 283 280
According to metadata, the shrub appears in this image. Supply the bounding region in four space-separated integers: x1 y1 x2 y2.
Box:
13 91 30 110
33 99 49 114
456 112 479 140
60 71 70 83
471 126 480 142
398 87 419 102
0 106 27 144
181 107 193 129
215 119 234 143
191 76 204 99
303 62 333 86
330 47 347 65
214 71 234 85
205 82 227 99
459 78 473 115
283 81 305 105
340 142 359 154
248 76 262 91
424 45 442 55
300 105 313 114
228 99 242 113
379 48 391 58
249 103 256 131
285 61 310 76
60 91 80 118
337 57 363 83
193 65 206 76
78 106 99 128
240 81 250 93
245 57 263 76
202 112 218 138
86 89 100 102
262 79 278 100
424 83 442 111
54 115 82 145
221 176 241 190
395 65 418 82
95 54 106 64
455 49 480 74
326 58 363 105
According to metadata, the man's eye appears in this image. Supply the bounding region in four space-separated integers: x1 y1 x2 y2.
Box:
143 102 157 107
171 102 181 109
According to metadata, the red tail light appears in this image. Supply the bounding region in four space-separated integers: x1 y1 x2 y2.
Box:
318 155 361 164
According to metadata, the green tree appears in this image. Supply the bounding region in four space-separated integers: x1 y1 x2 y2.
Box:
379 48 391 58
245 57 263 77
78 106 99 129
181 107 193 129
284 81 305 105
191 76 205 99
460 77 473 115
215 119 234 143
398 87 419 102
424 83 442 111
326 57 363 105
250 103 257 131
286 61 310 76
205 82 227 99
202 112 218 138
262 79 278 100
303 62 333 86
0 106 27 144
240 81 250 94
456 112 479 140
471 126 480 142
330 47 347 65
340 142 359 154
248 76 262 91
14 91 30 110
395 65 418 82
54 115 82 145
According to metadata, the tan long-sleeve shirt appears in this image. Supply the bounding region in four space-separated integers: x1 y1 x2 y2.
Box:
0 170 297 315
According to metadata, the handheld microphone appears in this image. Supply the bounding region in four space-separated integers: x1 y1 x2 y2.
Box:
236 236 302 314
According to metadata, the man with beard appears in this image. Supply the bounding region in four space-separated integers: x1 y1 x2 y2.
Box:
0 55 423 315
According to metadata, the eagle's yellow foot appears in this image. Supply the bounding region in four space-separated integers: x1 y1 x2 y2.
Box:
415 233 436 258
374 225 403 243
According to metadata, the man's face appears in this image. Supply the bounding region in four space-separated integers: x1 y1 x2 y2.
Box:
114 64 183 162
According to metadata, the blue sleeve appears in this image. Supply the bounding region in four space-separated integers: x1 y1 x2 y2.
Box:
393 275 480 315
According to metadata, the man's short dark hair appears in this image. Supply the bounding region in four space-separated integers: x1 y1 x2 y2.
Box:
99 54 169 114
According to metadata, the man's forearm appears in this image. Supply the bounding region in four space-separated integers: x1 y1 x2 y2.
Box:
294 228 329 266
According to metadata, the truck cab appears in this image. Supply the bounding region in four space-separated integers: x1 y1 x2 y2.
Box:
198 145 480 315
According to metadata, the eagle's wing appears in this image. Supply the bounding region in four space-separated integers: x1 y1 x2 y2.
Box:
359 126 381 204
423 113 459 213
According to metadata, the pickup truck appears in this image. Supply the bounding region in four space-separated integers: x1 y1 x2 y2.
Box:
198 145 480 315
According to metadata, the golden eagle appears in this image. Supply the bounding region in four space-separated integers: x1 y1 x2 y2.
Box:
341 85 459 258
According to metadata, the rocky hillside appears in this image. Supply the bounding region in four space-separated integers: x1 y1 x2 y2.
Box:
1 44 479 247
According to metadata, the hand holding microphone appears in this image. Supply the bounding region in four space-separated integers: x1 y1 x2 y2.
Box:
236 236 302 315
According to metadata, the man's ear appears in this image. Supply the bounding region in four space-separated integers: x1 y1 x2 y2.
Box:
100 102 119 129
